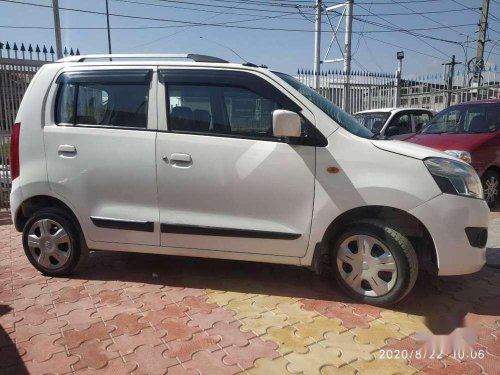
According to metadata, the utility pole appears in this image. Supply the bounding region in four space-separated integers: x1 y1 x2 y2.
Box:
105 0 113 59
444 55 461 107
342 0 353 113
474 0 490 85
52 0 63 59
313 0 322 89
395 51 404 107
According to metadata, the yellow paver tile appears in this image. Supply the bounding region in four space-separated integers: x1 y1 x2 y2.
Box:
225 298 268 319
242 356 290 375
321 331 377 363
240 312 289 336
352 320 405 348
274 302 319 324
350 358 416 374
322 364 357 375
294 316 346 341
379 310 430 336
286 342 345 375
252 295 296 310
205 291 253 306
262 325 315 355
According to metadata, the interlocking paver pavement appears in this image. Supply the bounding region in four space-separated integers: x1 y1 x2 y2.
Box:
1 210 499 374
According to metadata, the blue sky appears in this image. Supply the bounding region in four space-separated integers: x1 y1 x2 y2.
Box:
1 0 499 76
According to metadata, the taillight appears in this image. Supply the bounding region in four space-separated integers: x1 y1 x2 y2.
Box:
10 123 20 180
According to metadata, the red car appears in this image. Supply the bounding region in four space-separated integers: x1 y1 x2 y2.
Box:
406 99 500 207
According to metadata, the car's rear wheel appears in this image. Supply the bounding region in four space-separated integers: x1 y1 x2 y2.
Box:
22 207 88 276
482 170 499 208
331 219 418 306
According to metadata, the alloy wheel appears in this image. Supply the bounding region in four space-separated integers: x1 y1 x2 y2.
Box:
484 176 499 205
336 234 398 297
27 218 72 270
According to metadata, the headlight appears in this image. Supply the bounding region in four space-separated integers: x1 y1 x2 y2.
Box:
444 150 472 164
424 157 483 199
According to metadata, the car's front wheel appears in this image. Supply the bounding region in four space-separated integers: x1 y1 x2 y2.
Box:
332 219 418 306
22 207 88 276
482 170 499 208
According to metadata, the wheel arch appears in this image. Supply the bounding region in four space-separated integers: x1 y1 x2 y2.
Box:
313 205 437 274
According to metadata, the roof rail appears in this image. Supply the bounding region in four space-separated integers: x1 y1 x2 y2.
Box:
57 53 229 63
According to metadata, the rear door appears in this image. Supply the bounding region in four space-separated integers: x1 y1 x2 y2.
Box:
155 68 316 257
43 67 159 245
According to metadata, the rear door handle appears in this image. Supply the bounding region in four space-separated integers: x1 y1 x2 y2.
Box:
58 144 76 157
167 153 192 167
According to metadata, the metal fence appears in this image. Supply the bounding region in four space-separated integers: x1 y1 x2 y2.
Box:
297 67 500 114
297 69 397 114
400 68 500 112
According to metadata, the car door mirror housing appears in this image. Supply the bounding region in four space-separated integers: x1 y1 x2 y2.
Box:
273 110 301 138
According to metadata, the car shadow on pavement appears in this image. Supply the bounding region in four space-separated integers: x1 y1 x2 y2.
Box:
0 211 12 226
0 305 29 374
77 249 499 336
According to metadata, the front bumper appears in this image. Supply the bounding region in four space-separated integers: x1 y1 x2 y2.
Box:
409 194 489 276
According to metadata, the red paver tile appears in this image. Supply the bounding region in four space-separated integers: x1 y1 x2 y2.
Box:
188 309 236 330
19 333 65 362
156 316 201 342
50 296 95 316
107 313 149 336
322 304 372 329
141 304 188 326
207 320 254 348
97 301 144 322
53 286 89 303
16 317 67 343
177 295 218 315
0 327 15 348
185 350 241 375
165 364 198 374
15 304 55 326
222 336 280 370
124 344 178 375
13 294 53 312
58 322 114 349
58 307 101 330
24 351 79 374
94 289 128 307
71 338 119 371
132 292 169 311
163 288 204 303
166 332 220 362
76 357 137 375
425 357 482 375
0 312 24 329
300 298 346 315
108 326 165 355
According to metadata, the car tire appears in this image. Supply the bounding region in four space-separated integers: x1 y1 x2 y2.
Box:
22 207 89 276
482 170 499 208
331 219 418 306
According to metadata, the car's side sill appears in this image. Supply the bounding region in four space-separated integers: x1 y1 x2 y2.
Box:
160 223 301 240
90 216 155 232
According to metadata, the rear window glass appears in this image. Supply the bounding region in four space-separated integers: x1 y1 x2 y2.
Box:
55 71 151 128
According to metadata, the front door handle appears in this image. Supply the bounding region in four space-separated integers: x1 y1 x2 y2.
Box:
168 153 192 167
58 144 77 157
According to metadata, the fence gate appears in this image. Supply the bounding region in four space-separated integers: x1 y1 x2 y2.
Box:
0 57 47 208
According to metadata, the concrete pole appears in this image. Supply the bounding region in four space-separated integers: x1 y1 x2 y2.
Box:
395 56 403 107
52 0 63 59
313 0 322 90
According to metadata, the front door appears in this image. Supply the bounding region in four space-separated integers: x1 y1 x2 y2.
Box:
156 69 315 257
43 67 159 245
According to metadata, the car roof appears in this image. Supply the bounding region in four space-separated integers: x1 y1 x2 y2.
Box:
450 98 500 107
354 107 434 115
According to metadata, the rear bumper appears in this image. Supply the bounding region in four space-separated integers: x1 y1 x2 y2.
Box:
409 194 489 276
9 179 23 231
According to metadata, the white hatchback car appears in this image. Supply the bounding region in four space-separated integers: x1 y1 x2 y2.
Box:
10 54 489 306
354 107 436 140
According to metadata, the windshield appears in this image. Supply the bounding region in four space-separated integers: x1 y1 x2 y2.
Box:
354 112 390 134
422 103 500 134
274 72 374 139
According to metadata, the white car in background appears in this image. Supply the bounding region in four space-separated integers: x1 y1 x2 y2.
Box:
354 108 436 140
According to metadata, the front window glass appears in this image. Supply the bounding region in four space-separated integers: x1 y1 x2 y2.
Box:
353 112 389 134
274 72 374 139
422 104 500 134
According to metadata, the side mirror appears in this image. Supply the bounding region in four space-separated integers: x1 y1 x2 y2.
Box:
273 110 301 138
385 125 400 137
